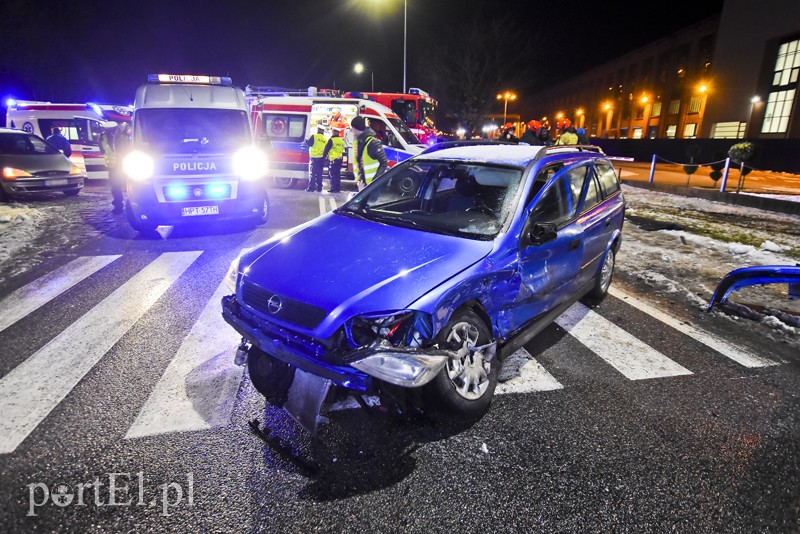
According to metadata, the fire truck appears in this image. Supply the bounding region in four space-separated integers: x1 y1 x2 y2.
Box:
246 86 425 189
5 100 132 179
348 88 439 145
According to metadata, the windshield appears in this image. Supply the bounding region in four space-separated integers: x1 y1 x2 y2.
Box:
338 159 524 240
0 133 60 155
419 101 436 127
135 108 251 153
388 117 421 145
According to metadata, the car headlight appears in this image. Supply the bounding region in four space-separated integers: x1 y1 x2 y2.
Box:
232 146 268 181
2 167 33 180
122 151 154 182
69 166 84 176
345 311 433 348
224 255 241 293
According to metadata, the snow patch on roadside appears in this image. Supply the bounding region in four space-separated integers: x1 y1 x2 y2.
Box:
0 204 46 266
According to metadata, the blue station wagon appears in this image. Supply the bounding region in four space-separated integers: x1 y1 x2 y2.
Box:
222 143 624 432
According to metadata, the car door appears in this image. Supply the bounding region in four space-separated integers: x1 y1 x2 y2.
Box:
575 161 614 289
505 161 587 333
75 119 107 178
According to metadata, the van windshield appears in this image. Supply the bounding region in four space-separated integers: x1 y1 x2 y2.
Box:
387 117 421 146
135 109 250 153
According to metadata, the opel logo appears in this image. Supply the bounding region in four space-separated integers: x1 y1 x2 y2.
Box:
267 295 283 314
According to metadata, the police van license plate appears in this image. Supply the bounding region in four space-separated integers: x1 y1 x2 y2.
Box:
181 206 219 217
45 179 68 186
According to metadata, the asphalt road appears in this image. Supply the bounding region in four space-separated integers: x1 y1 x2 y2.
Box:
0 183 798 533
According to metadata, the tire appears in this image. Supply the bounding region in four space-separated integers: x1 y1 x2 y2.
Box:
424 309 498 418
124 200 158 233
250 191 270 226
272 177 296 189
587 248 615 301
247 346 295 407
0 186 10 203
63 189 80 197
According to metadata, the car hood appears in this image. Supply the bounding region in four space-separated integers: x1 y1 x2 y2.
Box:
240 212 494 335
0 153 74 173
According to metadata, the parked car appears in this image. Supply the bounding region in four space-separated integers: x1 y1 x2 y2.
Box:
222 142 625 432
0 128 85 201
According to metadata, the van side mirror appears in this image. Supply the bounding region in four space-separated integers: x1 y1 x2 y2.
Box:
529 223 557 245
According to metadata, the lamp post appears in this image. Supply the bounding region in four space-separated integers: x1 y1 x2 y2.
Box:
354 62 374 92
496 91 517 124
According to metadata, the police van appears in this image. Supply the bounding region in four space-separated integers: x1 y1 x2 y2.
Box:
245 87 424 188
5 100 132 179
123 74 270 232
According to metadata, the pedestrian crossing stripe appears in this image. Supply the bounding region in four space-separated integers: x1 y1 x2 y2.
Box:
0 251 782 453
318 196 338 216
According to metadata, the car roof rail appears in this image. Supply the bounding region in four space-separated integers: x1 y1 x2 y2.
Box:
532 144 605 161
420 139 520 155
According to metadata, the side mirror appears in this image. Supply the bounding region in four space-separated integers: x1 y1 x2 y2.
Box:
529 223 557 246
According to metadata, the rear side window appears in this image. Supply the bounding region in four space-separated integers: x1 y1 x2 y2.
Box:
595 161 620 197
0 133 59 155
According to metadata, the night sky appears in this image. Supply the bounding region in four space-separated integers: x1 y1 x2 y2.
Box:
1 0 724 118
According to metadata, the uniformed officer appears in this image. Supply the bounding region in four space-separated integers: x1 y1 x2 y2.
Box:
304 126 327 192
349 116 388 189
323 129 346 193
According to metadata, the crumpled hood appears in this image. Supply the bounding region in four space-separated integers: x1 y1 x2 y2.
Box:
240 213 494 335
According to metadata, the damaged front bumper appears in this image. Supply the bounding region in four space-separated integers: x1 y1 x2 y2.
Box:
221 295 456 390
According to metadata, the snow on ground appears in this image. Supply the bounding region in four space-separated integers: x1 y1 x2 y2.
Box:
0 204 46 266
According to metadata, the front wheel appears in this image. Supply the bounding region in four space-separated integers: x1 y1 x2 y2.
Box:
124 200 158 233
250 191 270 226
424 309 498 418
247 346 295 407
587 248 615 301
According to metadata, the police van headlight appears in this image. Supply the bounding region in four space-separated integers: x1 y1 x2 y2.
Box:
232 146 268 181
123 151 154 182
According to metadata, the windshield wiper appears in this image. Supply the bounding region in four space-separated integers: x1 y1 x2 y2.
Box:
335 207 369 221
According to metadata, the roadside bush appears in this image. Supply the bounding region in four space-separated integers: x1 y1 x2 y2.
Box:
729 142 758 192
684 144 701 186
707 151 728 183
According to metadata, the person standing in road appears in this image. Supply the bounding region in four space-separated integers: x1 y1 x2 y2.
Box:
520 120 542 146
46 126 72 157
350 116 388 189
498 122 518 143
576 127 589 144
304 126 327 192
323 129 345 193
557 125 579 145
100 123 124 213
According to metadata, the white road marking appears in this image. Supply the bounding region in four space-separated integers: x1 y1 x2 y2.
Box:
0 251 201 454
318 196 326 216
125 279 244 439
556 302 693 380
609 286 778 368
0 255 121 334
329 197 337 212
496 348 564 394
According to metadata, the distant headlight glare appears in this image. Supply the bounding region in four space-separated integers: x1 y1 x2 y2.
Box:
122 151 154 182
232 146 268 181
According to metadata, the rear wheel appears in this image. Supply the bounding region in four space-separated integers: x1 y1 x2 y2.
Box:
124 200 158 233
587 248 615 301
273 177 296 189
424 309 498 418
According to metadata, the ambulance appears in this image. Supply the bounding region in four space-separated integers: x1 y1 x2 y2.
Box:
5 100 132 179
245 86 425 188
122 74 269 233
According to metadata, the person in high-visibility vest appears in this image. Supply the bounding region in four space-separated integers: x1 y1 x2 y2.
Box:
349 116 388 188
323 128 346 193
304 126 327 192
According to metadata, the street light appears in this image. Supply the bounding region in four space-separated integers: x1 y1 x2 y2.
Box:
354 62 374 92
496 91 517 124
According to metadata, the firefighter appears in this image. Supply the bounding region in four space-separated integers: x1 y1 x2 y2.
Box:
304 126 327 192
520 120 542 146
323 129 346 193
350 116 388 189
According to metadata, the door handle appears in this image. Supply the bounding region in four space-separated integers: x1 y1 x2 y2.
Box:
568 238 582 251
604 217 611 227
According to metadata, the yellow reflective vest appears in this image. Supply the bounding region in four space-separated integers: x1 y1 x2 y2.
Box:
327 136 345 160
309 133 327 158
354 137 381 184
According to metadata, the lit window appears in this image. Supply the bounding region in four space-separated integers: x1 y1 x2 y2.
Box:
666 125 677 138
772 39 800 87
651 102 662 117
633 127 643 139
683 123 697 138
668 100 681 114
688 96 703 114
762 89 796 133
620 127 628 139
711 122 746 139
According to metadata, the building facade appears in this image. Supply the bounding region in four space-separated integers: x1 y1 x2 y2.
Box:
528 0 800 141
